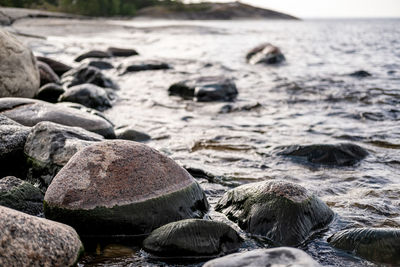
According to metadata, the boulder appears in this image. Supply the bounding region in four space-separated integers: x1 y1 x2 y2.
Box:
87 60 114 70
121 60 170 73
349 70 372 78
107 47 139 57
246 43 285 65
36 56 72 76
168 76 238 102
0 205 83 267
328 228 400 265
0 29 40 98
143 219 242 258
0 98 115 138
58 84 112 111
44 141 209 238
35 83 65 103
0 176 43 215
215 180 334 246
203 247 320 267
75 50 111 62
24 121 103 187
61 66 118 90
37 61 60 86
115 126 151 142
277 143 369 166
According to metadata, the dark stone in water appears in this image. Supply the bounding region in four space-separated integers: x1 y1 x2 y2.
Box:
278 143 368 166
115 126 151 142
36 56 72 76
328 228 400 265
349 70 372 78
169 76 238 102
215 180 334 246
74 50 111 62
37 61 60 86
87 60 114 70
107 47 139 57
246 43 285 65
122 60 170 73
61 66 118 90
36 83 65 103
143 219 242 258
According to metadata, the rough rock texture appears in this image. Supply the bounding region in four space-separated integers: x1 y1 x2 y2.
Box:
0 176 43 215
36 56 72 76
121 60 170 73
277 143 369 166
115 126 151 142
37 61 60 86
328 228 400 265
36 83 65 103
24 121 103 187
203 247 320 267
0 29 40 98
61 65 118 89
215 180 334 246
143 219 242 257
75 50 111 62
44 141 209 237
246 43 285 65
169 76 238 102
58 83 112 111
0 205 83 267
0 98 115 138
107 47 139 57
0 115 30 178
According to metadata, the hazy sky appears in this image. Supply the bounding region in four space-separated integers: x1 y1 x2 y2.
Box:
186 0 400 18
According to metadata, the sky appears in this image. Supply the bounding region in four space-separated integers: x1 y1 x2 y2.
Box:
185 0 400 18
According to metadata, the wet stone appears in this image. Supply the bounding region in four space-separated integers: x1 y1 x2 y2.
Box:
61 66 119 90
121 60 170 73
36 56 72 76
37 60 60 86
349 70 372 78
87 60 114 70
115 126 151 142
75 50 111 62
36 83 65 103
107 46 139 57
246 43 285 65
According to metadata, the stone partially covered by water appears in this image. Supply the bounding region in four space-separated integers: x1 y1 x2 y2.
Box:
143 219 242 258
246 43 285 65
203 247 321 267
216 180 334 246
36 56 72 76
44 140 209 238
36 83 65 103
107 46 139 57
75 50 111 62
328 228 400 265
0 205 83 267
121 60 171 73
61 65 119 90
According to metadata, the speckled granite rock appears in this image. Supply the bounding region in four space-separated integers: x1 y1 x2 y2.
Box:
216 180 334 246
0 205 83 267
44 140 209 238
246 43 285 65
203 247 320 267
0 176 43 215
143 219 242 257
0 29 40 98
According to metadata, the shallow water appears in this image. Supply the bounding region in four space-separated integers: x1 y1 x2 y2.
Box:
17 18 400 266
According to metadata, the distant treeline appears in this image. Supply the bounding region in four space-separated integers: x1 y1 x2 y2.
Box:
0 0 186 16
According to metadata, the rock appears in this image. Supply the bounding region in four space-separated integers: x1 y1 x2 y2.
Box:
0 98 115 138
328 228 400 265
168 76 238 102
36 56 72 76
277 143 369 166
0 29 40 98
0 176 43 215
24 121 103 187
75 50 111 62
246 43 285 65
0 205 83 267
36 83 65 103
349 70 372 78
121 60 170 73
0 115 30 178
107 47 139 57
143 219 242 258
61 65 118 90
58 84 112 111
87 60 114 70
37 61 60 86
115 126 151 142
203 247 320 267
215 180 334 246
44 141 209 238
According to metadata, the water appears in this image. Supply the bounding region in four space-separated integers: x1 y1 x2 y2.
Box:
17 18 400 266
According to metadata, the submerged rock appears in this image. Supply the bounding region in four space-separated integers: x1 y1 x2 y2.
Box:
328 228 400 265
44 141 209 238
349 70 372 78
215 180 334 246
107 47 139 57
246 43 285 65
24 121 103 187
203 247 320 267
143 219 242 258
277 143 369 166
36 56 72 76
0 176 43 215
0 98 115 138
0 205 83 267
36 83 65 103
75 50 111 62
115 126 151 142
58 83 113 111
122 60 170 73
0 29 40 98
37 61 60 86
61 66 118 90
169 76 238 102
